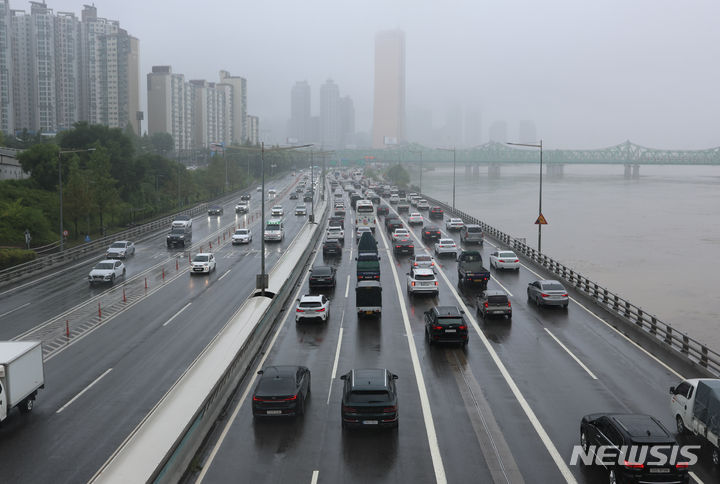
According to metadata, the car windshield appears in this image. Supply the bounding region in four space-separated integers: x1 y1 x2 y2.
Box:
415 274 435 281
543 283 565 291
467 227 481 233
498 252 516 258
488 295 508 304
313 267 332 276
256 376 294 395
463 254 481 262
437 317 464 325
170 228 185 234
193 255 209 262
416 255 431 262
357 260 379 270
347 390 391 403
440 239 454 244
235 230 248 235
95 262 114 270
110 242 125 248
299 301 322 308
266 223 280 230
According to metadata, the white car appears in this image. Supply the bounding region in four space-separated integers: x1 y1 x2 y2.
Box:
235 202 249 214
417 199 430 210
295 204 307 216
171 215 192 229
406 268 439 297
231 228 252 244
490 250 520 270
256 186 262 192
446 218 464 231
88 259 125 285
295 294 330 323
106 240 135 259
408 213 423 226
389 194 399 204
191 253 216 274
271 205 284 216
326 226 345 244
435 238 459 257
356 226 372 241
392 228 410 242
410 253 436 273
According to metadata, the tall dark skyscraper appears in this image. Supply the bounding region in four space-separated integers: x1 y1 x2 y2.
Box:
289 80 310 142
320 79 340 148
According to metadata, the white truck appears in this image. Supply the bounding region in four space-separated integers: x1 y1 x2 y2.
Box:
670 378 720 464
1 341 44 422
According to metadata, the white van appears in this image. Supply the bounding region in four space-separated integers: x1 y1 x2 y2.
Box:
670 378 720 463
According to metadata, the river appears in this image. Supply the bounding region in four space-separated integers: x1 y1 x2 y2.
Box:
415 163 720 351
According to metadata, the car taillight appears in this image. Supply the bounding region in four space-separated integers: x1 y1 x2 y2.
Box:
676 462 689 469
382 406 397 413
396 245 401 248
459 325 467 330
508 301 512 307
498 259 505 263
317 307 326 312
541 293 549 298
342 405 356 413
433 325 443 330
623 460 644 469
252 395 261 401
562 293 568 297
409 245 414 248
283 394 298 401
434 281 438 286
514 259 519 263
414 262 418 266
484 302 489 308
431 261 434 266
296 308 304 312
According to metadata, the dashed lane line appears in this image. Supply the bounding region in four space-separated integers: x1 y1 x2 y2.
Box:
56 368 113 414
163 303 192 327
543 328 598 380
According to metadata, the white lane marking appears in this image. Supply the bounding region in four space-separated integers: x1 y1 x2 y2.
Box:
690 471 703 483
489 276 514 297
310 470 319 484
391 205 576 483
518 260 684 380
218 269 231 281
0 302 30 318
163 302 192 327
376 225 447 484
344 274 350 298
327 326 344 404
194 232 323 484
348 246 353 262
56 368 113 414
544 328 598 380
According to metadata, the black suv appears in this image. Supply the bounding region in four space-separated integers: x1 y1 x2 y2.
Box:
424 306 469 346
309 265 337 289
208 205 224 216
476 290 512 320
385 217 403 233
376 204 389 216
166 226 192 248
421 226 442 243
340 368 398 429
323 239 342 256
393 238 414 257
580 413 690 484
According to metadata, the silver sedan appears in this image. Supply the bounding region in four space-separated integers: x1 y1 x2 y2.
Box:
527 280 569 308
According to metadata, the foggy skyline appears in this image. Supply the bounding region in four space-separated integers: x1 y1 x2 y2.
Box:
16 0 720 149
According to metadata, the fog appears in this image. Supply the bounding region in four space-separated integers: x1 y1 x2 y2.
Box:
43 0 720 149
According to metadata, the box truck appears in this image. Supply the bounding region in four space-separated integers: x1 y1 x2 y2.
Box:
670 378 720 464
0 341 45 422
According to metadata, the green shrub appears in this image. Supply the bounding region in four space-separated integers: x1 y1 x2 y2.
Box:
0 248 37 270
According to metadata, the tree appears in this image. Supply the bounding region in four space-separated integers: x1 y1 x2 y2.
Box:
86 148 120 231
0 199 54 246
62 158 94 239
18 144 61 191
385 164 410 187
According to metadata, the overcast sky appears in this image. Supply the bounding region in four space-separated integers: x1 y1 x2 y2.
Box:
33 0 720 149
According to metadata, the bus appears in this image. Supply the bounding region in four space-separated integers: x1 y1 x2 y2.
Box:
355 200 376 233
263 218 284 241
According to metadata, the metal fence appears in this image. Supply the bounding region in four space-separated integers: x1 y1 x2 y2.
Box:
421 194 720 377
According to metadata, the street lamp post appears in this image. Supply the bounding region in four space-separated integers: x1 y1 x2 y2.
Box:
508 140 544 253
58 147 96 251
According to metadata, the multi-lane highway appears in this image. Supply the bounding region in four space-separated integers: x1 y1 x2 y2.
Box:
0 175 317 483
187 183 718 484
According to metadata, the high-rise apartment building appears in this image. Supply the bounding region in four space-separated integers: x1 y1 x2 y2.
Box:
320 79 340 148
372 29 405 148
0 2 138 135
189 79 232 149
289 80 310 143
147 66 192 152
0 0 12 133
339 95 355 148
218 70 246 143
246 115 259 144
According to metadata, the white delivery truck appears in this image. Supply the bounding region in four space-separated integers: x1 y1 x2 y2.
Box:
0 341 45 422
670 378 720 464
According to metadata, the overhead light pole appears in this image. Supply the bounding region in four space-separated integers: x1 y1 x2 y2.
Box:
508 140 544 253
58 147 96 251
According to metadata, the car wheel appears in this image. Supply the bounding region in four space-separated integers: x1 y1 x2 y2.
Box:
122 268 126 276
18 397 34 414
307 376 311 395
111 274 116 283
676 415 687 435
580 430 589 453
713 447 720 466
426 329 433 346
609 469 618 484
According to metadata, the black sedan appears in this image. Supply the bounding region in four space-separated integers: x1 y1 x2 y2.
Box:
341 368 398 429
252 366 311 418
385 217 403 233
208 205 224 216
376 204 389 216
323 239 342 256
289 192 298 200
393 238 415 256
309 265 337 288
421 225 442 243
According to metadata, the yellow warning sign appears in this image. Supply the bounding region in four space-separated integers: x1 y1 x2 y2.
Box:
535 213 548 225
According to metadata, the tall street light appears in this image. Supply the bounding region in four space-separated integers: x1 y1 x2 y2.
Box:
306 149 334 223
225 142 311 295
438 146 456 210
58 147 96 251
507 140 544 253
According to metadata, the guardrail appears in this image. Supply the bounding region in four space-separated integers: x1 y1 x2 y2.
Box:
420 194 720 377
89 190 329 484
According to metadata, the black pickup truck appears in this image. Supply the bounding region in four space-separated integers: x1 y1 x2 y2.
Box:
457 250 490 288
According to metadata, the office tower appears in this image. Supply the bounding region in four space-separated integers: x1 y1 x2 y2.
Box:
519 120 537 143
246 115 259 144
289 80 310 143
147 66 192 151
372 29 405 148
320 78 340 148
339 95 355 148
0 0 13 134
489 121 507 143
219 70 247 143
